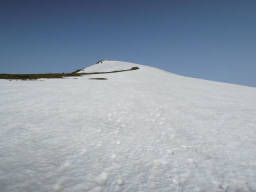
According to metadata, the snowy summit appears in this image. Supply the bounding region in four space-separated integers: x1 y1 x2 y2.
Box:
0 60 256 192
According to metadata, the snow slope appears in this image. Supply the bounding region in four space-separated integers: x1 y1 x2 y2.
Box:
0 60 256 192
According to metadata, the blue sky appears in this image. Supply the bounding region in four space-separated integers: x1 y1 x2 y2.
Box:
0 0 255 87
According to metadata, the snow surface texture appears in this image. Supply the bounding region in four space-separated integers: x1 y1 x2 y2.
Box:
0 60 256 192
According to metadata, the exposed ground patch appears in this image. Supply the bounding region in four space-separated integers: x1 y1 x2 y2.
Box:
0 67 139 80
89 78 108 80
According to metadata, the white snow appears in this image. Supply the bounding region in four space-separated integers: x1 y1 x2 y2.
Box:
95 172 108 185
78 60 141 73
0 60 256 192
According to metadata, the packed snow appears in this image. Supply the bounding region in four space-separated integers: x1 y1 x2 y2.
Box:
0 60 256 192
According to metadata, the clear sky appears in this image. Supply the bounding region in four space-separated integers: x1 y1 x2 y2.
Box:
0 0 255 87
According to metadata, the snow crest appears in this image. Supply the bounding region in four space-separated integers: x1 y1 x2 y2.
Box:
78 60 142 73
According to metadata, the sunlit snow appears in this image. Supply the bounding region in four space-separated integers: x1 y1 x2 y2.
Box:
0 60 256 192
